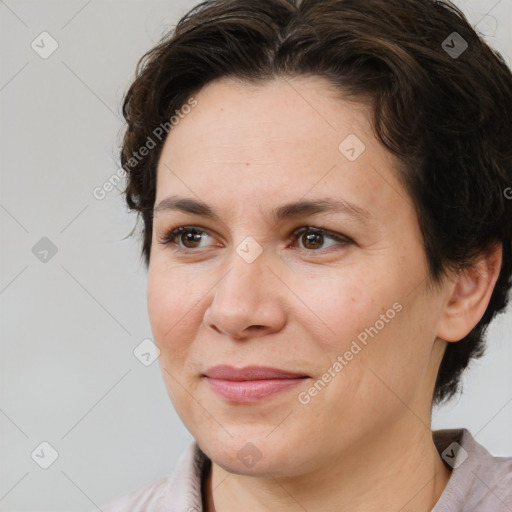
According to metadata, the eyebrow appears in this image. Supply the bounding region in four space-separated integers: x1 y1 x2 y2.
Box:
153 196 374 225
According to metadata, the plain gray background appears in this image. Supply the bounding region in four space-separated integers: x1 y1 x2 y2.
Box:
1 0 511 510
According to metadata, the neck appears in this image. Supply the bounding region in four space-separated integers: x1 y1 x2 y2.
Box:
203 422 452 512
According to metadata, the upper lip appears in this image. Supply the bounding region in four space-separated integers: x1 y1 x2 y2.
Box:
203 365 309 381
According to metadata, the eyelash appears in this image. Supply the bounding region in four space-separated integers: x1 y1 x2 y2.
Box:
157 225 353 254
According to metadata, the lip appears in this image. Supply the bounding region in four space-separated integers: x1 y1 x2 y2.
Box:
204 365 308 381
203 365 309 403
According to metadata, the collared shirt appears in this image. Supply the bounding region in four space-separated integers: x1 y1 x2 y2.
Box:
92 429 512 511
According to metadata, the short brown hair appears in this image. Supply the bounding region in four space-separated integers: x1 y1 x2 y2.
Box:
120 0 512 404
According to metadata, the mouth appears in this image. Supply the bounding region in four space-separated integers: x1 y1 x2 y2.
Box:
202 365 310 403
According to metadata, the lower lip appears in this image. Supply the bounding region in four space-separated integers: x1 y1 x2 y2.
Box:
205 377 307 403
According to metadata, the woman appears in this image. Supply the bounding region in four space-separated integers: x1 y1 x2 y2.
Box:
95 0 512 510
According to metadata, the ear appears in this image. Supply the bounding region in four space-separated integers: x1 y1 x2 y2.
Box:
437 243 503 343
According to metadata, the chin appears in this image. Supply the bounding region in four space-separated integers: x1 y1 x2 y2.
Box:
195 429 313 478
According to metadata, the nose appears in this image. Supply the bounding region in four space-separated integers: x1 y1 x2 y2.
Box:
203 250 287 340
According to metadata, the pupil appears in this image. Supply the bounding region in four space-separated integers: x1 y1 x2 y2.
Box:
304 232 323 249
183 231 201 248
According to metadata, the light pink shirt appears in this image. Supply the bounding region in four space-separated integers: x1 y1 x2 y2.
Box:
92 429 512 511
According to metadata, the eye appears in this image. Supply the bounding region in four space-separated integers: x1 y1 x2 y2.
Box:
158 225 352 253
289 226 352 252
158 226 216 250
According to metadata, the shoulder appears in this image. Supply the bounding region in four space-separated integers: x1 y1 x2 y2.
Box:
433 428 512 511
89 441 208 512
462 429 512 510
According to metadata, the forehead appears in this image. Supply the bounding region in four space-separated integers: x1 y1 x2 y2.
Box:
155 76 411 225
160 76 370 162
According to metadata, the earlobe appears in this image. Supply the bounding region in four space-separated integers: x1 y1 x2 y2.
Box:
437 243 502 343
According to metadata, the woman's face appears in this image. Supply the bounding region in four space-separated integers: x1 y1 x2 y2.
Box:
147 76 449 477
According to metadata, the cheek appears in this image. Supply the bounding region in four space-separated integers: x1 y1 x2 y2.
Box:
147 263 205 415
146 261 202 360
286 267 383 355
293 266 422 396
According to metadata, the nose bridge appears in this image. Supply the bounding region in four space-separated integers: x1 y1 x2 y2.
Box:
204 240 283 337
218 238 268 304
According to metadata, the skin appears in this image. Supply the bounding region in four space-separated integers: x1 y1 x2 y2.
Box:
147 75 502 512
